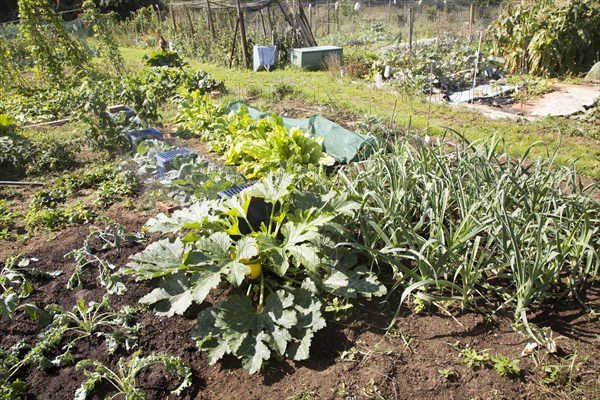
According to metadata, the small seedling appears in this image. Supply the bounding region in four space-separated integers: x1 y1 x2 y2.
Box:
491 353 521 377
542 364 565 386
458 346 489 369
75 351 191 399
438 367 459 381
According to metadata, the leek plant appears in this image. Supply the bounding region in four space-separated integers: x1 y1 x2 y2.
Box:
338 131 599 343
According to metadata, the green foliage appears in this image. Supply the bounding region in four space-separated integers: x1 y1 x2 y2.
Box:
24 164 137 233
121 172 385 373
376 35 503 94
194 282 325 374
143 49 185 68
26 137 78 176
0 255 53 328
175 98 328 179
181 69 225 94
17 0 89 84
1 298 140 394
59 297 140 353
83 0 125 73
224 111 326 179
492 0 600 76
0 200 16 240
542 364 566 386
0 134 36 179
339 134 600 344
77 79 131 153
0 114 16 136
458 346 489 369
75 351 191 400
491 353 521 377
65 223 145 295
0 115 77 179
174 91 228 141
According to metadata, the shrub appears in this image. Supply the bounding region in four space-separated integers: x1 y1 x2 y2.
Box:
492 0 600 76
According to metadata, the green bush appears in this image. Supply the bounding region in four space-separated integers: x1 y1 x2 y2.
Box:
492 0 600 76
143 49 185 68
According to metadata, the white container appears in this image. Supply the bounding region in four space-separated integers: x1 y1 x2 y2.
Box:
384 65 391 79
253 46 277 72
375 73 383 88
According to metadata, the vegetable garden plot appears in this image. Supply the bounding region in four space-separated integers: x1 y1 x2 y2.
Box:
227 101 382 164
1 0 600 394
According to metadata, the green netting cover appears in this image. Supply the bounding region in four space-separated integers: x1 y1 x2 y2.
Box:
227 101 380 163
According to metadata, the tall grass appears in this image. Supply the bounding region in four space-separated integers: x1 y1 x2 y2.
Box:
338 131 599 343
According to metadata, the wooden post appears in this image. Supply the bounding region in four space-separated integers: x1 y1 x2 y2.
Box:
409 5 414 52
228 10 235 31
184 7 195 37
207 0 215 38
170 4 177 32
236 0 249 68
260 9 268 38
229 17 239 68
326 0 330 35
266 5 273 40
469 1 474 42
471 30 483 104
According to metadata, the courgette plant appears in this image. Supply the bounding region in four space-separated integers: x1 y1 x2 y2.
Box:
121 172 386 373
0 255 51 326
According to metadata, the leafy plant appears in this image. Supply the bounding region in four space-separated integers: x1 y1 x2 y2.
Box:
542 364 565 386
143 49 185 68
121 172 386 373
173 91 228 141
176 98 328 179
0 342 29 399
0 255 50 326
82 0 124 73
375 35 502 95
195 281 325 374
24 163 138 233
339 133 600 345
76 78 131 153
75 351 191 400
59 297 140 354
18 0 90 84
0 119 36 179
491 353 521 377
65 223 145 295
0 199 16 240
492 0 600 75
4 298 140 385
224 110 327 179
458 346 489 369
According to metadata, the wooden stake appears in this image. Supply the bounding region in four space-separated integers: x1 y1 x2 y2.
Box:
298 1 317 46
260 8 268 38
184 7 195 37
469 1 474 42
275 0 294 29
409 6 414 52
236 0 249 68
207 0 215 38
471 30 483 104
266 5 273 41
229 17 239 68
326 0 330 35
170 4 177 32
